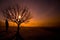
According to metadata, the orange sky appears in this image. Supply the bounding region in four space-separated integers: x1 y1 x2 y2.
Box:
8 17 59 27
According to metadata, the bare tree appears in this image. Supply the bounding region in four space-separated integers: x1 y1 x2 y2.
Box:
1 4 32 33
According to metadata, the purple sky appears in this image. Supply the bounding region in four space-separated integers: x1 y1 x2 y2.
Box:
0 0 60 26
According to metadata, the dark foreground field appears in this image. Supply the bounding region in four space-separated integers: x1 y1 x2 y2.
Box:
0 26 60 40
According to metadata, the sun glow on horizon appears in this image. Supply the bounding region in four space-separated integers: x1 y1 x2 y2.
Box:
8 17 59 27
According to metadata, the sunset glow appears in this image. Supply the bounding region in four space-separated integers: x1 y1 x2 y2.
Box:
0 0 59 27
18 16 21 19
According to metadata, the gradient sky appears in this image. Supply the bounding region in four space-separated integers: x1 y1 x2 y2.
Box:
0 0 60 27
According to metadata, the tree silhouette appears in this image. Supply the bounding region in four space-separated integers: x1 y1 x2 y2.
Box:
5 19 9 32
1 4 32 40
2 5 31 31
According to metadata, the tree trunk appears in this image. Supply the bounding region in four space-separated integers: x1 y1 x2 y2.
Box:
17 24 20 33
15 24 24 40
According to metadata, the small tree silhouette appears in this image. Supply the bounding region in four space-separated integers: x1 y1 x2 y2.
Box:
5 19 9 32
1 4 32 40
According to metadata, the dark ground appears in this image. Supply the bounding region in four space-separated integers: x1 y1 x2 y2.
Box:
0 26 60 40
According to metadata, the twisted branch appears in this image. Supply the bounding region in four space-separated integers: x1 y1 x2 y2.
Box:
1 5 32 25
